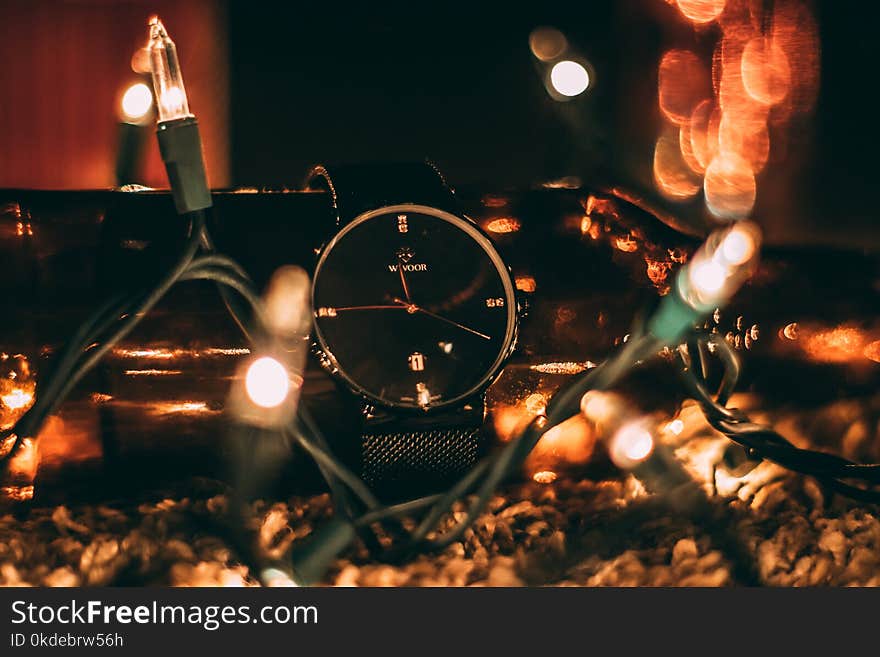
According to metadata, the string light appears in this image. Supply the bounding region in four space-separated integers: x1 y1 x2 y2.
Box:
147 17 192 122
648 221 761 343
263 265 313 338
244 357 291 409
228 266 311 428
6 12 877 592
679 221 760 311
147 16 211 214
608 421 655 470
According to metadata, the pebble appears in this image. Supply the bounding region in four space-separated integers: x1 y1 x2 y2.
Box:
0 395 878 586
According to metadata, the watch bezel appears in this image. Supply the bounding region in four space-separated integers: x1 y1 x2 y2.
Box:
311 203 519 413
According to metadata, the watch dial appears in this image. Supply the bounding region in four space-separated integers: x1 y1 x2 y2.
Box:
312 205 516 410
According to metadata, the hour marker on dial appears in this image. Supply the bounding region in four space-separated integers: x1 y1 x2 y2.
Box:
408 352 426 371
438 341 454 354
317 307 337 317
397 214 409 233
416 382 431 407
486 297 505 308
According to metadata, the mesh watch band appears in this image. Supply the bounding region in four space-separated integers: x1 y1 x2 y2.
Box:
362 426 483 500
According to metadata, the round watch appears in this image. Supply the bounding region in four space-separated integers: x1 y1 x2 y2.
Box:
307 163 519 499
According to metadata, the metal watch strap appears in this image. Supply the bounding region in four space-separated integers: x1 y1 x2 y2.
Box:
305 162 485 499
362 424 483 500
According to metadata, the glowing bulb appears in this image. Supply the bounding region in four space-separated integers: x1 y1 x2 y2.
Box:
676 221 762 311
120 82 153 123
719 225 757 265
580 390 621 423
609 422 655 470
549 60 590 98
689 260 726 296
147 17 193 122
245 357 290 409
159 87 185 118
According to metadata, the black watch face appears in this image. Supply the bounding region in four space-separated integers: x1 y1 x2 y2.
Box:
312 204 517 411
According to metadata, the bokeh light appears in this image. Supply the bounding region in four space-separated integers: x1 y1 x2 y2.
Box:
609 422 655 470
719 115 769 172
529 27 568 62
675 0 726 24
120 82 153 123
769 0 820 115
687 99 721 172
704 152 756 219
654 128 701 200
741 37 791 106
549 60 590 97
658 49 710 124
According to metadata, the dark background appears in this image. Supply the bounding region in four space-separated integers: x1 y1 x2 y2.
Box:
0 0 877 246
227 0 880 246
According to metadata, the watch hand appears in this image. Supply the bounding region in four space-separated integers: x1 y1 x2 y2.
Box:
397 255 413 304
392 298 492 341
325 304 406 312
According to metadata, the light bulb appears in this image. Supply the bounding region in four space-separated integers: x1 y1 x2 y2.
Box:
245 357 290 409
678 221 761 311
720 227 756 265
120 82 154 123
688 259 726 296
264 266 312 338
608 421 655 470
580 390 626 425
549 60 590 98
147 16 193 122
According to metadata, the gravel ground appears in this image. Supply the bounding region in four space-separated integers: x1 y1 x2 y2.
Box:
1 394 879 587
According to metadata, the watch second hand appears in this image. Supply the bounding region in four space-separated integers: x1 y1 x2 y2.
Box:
392 298 491 340
330 305 407 312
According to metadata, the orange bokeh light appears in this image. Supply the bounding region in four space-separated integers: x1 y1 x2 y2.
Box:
655 0 819 222
704 152 756 219
719 115 770 172
769 0 820 116
741 36 791 106
654 128 701 200
803 327 867 364
675 0 726 24
688 99 721 171
658 49 710 125
678 118 702 174
524 414 597 480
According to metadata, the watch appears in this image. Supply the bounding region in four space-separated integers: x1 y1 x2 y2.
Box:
306 162 519 500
